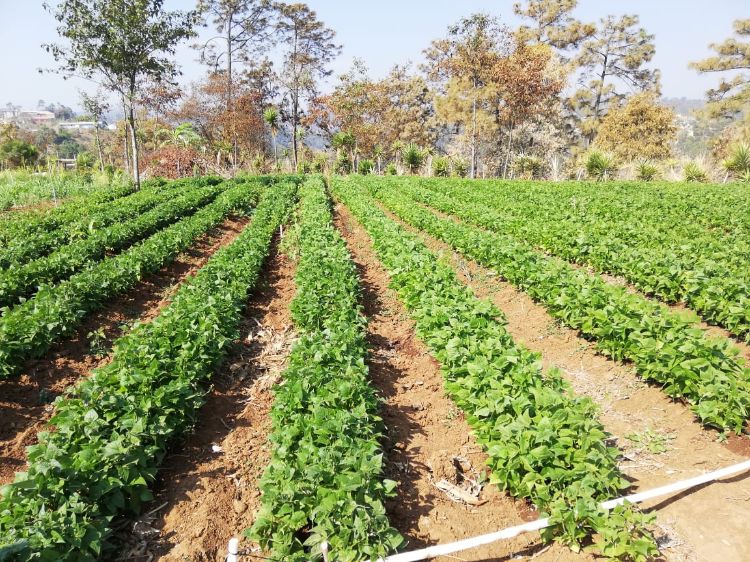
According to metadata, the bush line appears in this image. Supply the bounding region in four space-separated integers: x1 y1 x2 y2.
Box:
0 182 228 308
0 180 296 561
0 179 262 378
332 176 658 560
371 179 750 433
249 177 402 561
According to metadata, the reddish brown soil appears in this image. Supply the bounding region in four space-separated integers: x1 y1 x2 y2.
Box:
0 217 249 485
118 241 297 562
383 202 750 562
334 203 587 562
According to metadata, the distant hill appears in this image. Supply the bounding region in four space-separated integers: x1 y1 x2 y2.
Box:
662 97 705 116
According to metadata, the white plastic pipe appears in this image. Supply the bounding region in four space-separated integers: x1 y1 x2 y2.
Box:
367 459 750 562
226 537 239 562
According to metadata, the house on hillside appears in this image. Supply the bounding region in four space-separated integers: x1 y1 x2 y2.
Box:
58 121 100 131
19 110 56 124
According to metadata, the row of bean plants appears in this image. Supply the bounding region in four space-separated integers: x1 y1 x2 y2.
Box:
0 177 222 249
0 183 137 245
333 176 657 560
0 180 191 269
0 180 295 561
416 179 750 342
0 183 227 309
249 177 402 561
0 179 263 378
368 179 750 433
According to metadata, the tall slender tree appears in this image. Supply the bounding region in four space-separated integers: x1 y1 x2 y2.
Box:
572 14 659 142
196 0 278 172
78 90 109 173
424 14 508 178
690 19 750 120
263 106 279 168
43 0 198 189
275 3 341 169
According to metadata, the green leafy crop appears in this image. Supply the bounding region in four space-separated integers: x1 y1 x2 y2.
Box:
250 177 402 561
333 177 658 560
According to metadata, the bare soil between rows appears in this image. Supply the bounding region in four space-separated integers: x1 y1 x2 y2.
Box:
0 216 250 485
117 238 297 562
382 200 750 562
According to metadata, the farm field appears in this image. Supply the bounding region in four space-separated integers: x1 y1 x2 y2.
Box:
0 175 750 562
0 171 129 212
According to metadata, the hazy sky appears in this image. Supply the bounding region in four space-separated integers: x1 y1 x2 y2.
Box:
0 0 745 110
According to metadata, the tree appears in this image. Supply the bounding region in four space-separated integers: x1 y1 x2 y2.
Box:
593 92 676 161
401 143 425 174
572 14 659 142
79 90 109 172
196 0 277 172
309 62 437 167
513 0 594 53
0 139 39 169
263 106 280 168
424 14 508 178
43 0 199 188
690 19 750 121
158 122 201 148
276 3 341 169
331 130 356 172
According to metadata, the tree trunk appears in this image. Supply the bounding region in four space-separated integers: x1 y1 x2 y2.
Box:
292 93 299 171
272 133 278 170
502 126 514 179
122 100 130 176
471 93 477 179
226 13 238 177
94 125 104 174
127 102 140 190
590 52 609 144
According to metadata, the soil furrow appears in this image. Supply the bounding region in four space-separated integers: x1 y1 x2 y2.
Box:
118 239 296 562
334 203 587 562
378 200 750 562
0 216 250 485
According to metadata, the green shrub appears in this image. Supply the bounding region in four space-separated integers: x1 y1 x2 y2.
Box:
401 143 425 174
513 154 544 179
358 159 374 175
451 158 469 178
635 160 660 182
584 150 618 181
385 163 398 176
432 156 450 177
683 160 708 183
335 154 352 175
723 142 750 180
312 153 329 173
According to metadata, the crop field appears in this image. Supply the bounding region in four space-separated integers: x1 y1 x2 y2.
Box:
0 176 750 562
0 172 128 212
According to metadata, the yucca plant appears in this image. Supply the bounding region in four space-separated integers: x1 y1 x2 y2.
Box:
401 143 425 175
723 142 750 181
432 156 450 177
636 160 660 182
584 149 618 181
683 160 709 183
357 159 374 175
451 158 469 178
513 154 544 179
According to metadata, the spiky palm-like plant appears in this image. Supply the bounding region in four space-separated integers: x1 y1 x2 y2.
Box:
401 143 425 175
584 149 618 181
